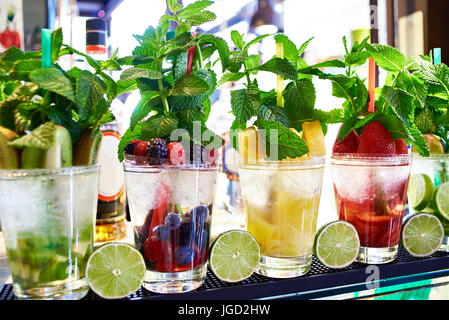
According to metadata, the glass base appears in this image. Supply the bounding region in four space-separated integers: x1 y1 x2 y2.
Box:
256 255 312 278
13 278 89 300
357 245 398 264
438 237 449 252
142 264 207 294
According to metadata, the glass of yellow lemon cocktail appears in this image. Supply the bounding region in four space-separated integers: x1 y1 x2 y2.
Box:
238 121 326 278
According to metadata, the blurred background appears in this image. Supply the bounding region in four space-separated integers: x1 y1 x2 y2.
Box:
2 0 449 231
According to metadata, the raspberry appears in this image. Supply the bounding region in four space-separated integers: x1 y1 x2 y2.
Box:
167 142 186 165
147 138 168 165
134 141 148 156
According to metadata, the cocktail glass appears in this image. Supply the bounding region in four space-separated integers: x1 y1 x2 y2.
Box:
331 154 411 264
0 165 99 300
409 153 449 251
239 157 325 278
124 156 218 294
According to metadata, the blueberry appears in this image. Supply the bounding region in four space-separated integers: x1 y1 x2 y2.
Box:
178 222 195 246
164 213 182 230
174 246 195 265
153 225 170 241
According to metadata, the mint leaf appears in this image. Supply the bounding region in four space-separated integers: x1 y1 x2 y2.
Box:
306 59 345 69
366 43 406 72
168 74 210 96
0 46 25 72
51 28 63 63
230 81 260 126
227 53 246 73
199 34 230 71
415 107 437 133
382 86 415 125
7 121 55 150
297 37 314 56
256 57 297 80
244 54 261 70
396 72 427 109
120 68 162 82
257 105 289 128
76 70 105 120
243 34 272 51
419 62 449 96
256 119 309 160
177 0 213 19
218 72 246 86
283 78 316 122
9 59 41 81
186 10 216 26
130 91 160 129
231 31 245 50
141 113 179 140
30 68 76 102
410 123 430 157
167 0 183 15
274 34 299 62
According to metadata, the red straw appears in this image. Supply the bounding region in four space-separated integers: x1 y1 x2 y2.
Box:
368 57 376 113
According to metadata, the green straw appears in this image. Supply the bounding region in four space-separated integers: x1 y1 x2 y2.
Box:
433 48 442 64
41 29 52 68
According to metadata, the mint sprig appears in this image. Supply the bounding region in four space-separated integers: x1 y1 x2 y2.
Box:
116 0 225 161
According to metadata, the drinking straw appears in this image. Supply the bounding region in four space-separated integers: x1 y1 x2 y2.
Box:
41 29 52 69
368 57 376 113
276 42 284 108
434 48 442 64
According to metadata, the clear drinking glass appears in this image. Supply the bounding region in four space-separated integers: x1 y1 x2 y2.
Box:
124 156 218 294
331 155 411 264
409 153 449 251
239 158 325 278
0 165 99 300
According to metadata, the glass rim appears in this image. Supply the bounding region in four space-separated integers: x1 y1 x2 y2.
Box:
331 153 411 165
239 156 326 168
411 152 449 161
0 164 100 179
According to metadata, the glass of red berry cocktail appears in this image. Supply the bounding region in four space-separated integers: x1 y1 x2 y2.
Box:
123 138 218 294
331 122 411 264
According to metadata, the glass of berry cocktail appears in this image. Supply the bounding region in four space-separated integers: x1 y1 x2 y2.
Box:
124 138 218 294
331 122 411 264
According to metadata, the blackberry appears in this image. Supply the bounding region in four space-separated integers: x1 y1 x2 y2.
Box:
124 141 137 155
147 138 168 165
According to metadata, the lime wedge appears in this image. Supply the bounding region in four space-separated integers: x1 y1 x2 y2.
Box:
313 221 360 269
401 213 444 257
209 230 260 283
86 242 146 299
408 174 434 211
433 182 449 221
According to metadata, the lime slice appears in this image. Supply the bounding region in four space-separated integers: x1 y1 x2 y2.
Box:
86 242 146 299
433 182 449 221
209 230 260 283
401 213 444 257
313 221 360 269
408 174 434 211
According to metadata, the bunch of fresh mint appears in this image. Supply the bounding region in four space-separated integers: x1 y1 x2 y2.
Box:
221 32 341 160
301 36 430 156
116 0 227 161
413 53 449 150
0 27 119 149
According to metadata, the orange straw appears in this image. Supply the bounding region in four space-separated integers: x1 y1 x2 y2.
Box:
368 57 376 113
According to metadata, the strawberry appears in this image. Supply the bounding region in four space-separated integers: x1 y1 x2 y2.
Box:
134 140 148 156
167 142 186 165
332 125 360 154
357 121 396 156
395 138 408 154
203 148 218 165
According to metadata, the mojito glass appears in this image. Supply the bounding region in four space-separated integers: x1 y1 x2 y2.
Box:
124 157 218 294
239 158 325 278
0 166 99 300
408 154 449 251
331 155 411 264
